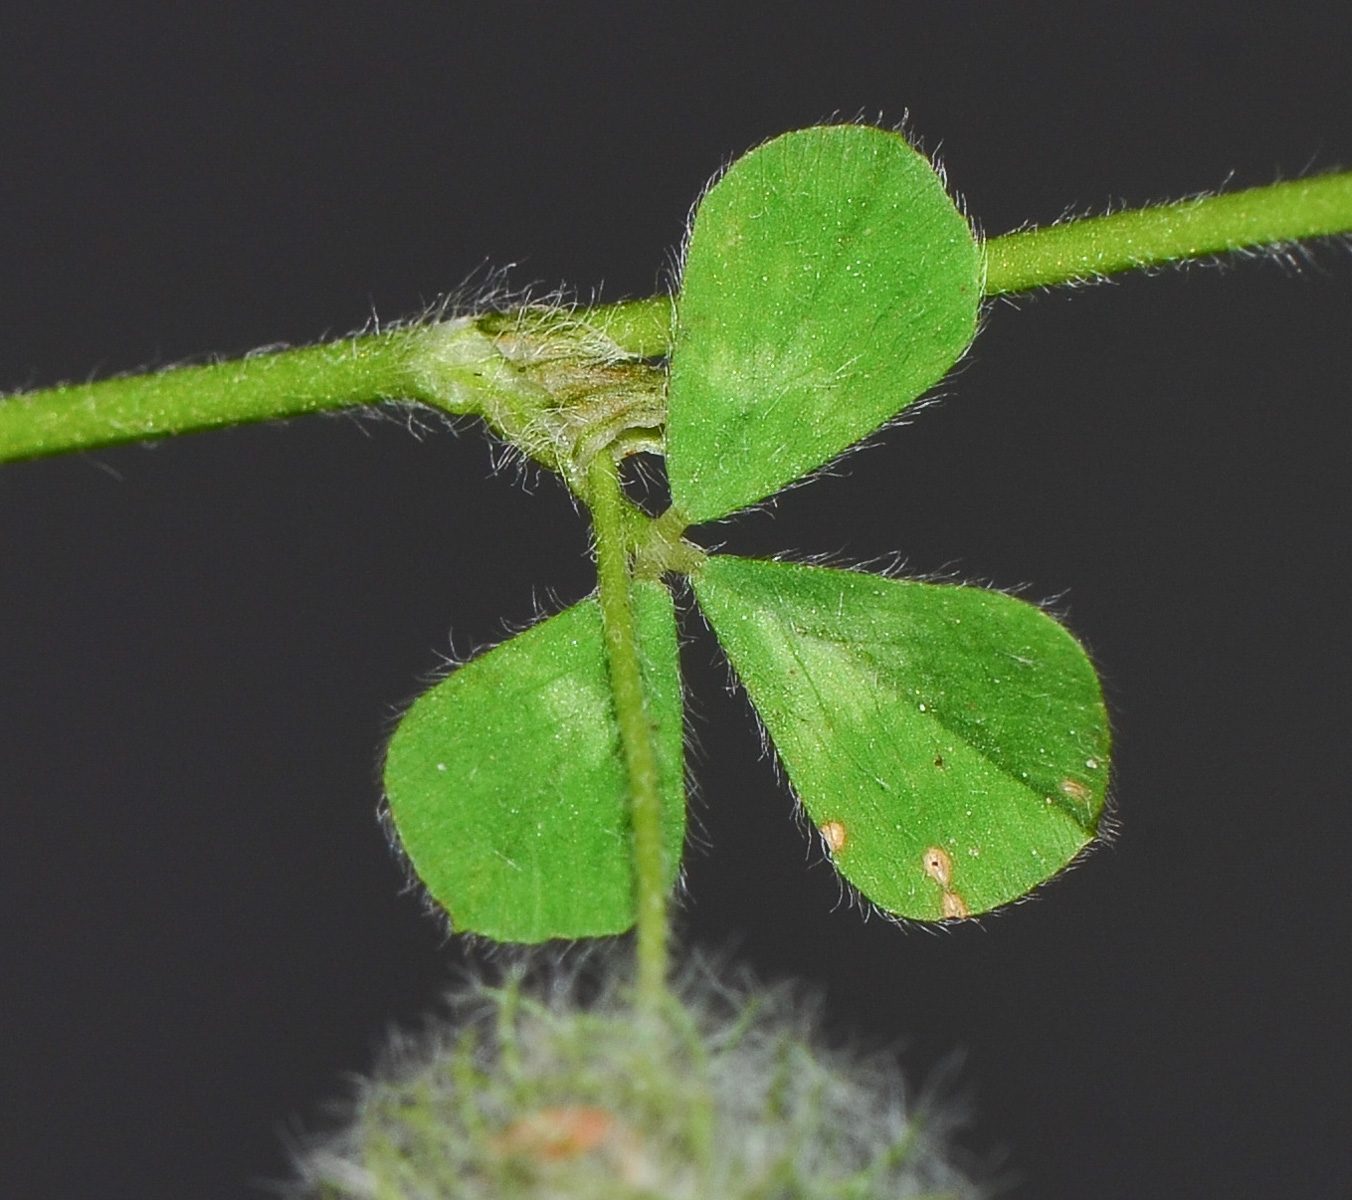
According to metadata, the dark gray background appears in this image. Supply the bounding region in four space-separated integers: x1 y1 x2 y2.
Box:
2 4 1349 1197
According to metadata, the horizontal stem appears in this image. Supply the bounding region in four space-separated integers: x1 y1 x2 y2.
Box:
0 329 448 463
1 298 673 466
983 171 1352 294
5 171 1349 464
577 295 673 358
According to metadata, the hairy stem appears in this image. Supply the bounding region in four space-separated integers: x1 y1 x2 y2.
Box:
586 452 669 1010
0 299 671 466
0 327 453 463
983 170 1352 294
580 295 673 357
4 175 1349 465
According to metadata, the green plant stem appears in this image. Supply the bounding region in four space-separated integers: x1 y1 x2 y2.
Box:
0 298 671 466
5 176 1350 465
586 451 669 1010
983 170 1352 294
583 295 672 357
0 328 449 463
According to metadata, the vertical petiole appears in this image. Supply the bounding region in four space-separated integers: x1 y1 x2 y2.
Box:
586 452 669 1010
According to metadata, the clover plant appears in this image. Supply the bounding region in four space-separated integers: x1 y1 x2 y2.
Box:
4 125 1351 1027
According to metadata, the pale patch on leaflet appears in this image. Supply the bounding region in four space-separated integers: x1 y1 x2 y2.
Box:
819 820 848 854
922 845 971 920
921 846 952 889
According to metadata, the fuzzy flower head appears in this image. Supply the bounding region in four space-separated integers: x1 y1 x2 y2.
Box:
291 956 983 1200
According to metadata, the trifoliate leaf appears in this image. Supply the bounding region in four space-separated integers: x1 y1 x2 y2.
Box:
383 582 685 942
667 125 981 523
692 557 1108 920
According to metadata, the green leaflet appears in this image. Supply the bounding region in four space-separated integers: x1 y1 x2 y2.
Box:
692 557 1109 920
377 127 1108 938
383 582 685 943
666 125 981 523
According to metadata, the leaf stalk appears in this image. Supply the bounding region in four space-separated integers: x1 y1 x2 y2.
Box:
586 452 670 1009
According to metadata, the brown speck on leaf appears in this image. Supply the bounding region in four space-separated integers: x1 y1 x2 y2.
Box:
922 845 952 888
933 755 945 768
942 891 970 919
923 845 973 919
1059 777 1091 803
819 820 847 853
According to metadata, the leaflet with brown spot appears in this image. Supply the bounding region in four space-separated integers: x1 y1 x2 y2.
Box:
922 845 953 888
819 820 848 853
1059 777 1091 803
923 846 970 919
